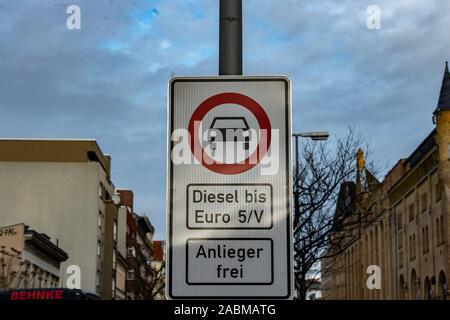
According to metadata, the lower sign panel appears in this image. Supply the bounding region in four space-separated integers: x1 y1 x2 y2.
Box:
186 238 273 285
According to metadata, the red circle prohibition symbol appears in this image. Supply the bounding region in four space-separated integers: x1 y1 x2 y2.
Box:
188 92 271 175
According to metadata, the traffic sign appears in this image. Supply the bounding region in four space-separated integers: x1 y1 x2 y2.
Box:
167 76 292 299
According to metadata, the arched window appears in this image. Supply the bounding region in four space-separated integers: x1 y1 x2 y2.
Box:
399 274 406 299
410 234 416 259
408 235 411 258
410 269 418 300
437 218 440 245
422 227 425 252
424 277 432 300
398 211 403 231
438 271 447 300
422 226 429 253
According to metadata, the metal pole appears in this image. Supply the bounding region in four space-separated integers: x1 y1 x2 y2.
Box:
293 135 301 298
294 134 300 235
293 134 300 235
295 135 299 180
219 0 242 75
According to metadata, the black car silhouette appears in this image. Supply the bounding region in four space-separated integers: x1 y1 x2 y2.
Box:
208 117 250 151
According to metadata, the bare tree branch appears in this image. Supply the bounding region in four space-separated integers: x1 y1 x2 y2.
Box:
293 128 382 300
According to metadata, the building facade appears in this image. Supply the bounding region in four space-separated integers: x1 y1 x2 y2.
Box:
101 200 121 299
117 189 155 300
114 191 130 300
0 140 117 297
127 212 154 299
0 223 68 290
322 62 450 300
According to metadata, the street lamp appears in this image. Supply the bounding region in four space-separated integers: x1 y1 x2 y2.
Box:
292 131 329 298
292 132 329 179
292 130 329 222
293 132 329 141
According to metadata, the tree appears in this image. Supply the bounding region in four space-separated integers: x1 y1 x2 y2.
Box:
148 259 165 300
293 128 383 300
128 242 166 300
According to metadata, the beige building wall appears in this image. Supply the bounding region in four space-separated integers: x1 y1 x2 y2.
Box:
0 140 114 296
435 110 450 298
323 129 449 299
117 206 128 259
0 224 24 252
115 261 127 300
322 64 450 300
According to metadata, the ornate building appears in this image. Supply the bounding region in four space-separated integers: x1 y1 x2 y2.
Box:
322 62 450 300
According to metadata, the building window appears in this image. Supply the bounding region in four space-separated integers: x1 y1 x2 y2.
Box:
409 235 413 260
437 218 441 245
99 183 106 200
436 181 442 202
97 241 101 256
422 226 430 253
112 250 116 270
408 235 411 258
421 193 428 213
440 216 445 245
113 221 118 242
408 204 415 222
422 228 425 252
127 269 135 280
112 278 116 299
96 271 100 287
409 234 416 260
397 212 403 231
127 247 136 258
98 211 102 228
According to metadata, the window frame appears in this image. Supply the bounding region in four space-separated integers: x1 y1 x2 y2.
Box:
421 193 428 213
408 204 415 222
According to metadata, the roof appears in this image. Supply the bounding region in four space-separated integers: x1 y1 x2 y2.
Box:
0 139 111 177
332 181 356 229
133 213 155 237
387 129 438 195
405 129 436 167
434 61 450 114
24 226 68 262
365 169 381 193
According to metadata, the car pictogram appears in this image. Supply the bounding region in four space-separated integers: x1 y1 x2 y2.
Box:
208 117 250 151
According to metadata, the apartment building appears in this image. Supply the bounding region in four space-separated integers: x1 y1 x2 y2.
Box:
0 139 116 297
116 189 155 299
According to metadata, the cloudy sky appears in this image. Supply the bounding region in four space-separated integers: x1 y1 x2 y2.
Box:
1 0 449 239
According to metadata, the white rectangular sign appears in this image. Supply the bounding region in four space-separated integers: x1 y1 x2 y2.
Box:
166 76 292 299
